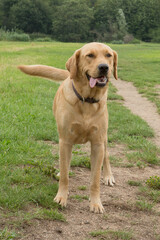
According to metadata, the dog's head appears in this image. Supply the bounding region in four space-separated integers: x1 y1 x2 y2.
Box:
66 42 118 89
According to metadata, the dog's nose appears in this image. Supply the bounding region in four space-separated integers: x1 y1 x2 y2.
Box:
98 64 109 74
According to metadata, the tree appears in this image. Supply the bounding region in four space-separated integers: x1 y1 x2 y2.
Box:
52 0 93 42
149 27 160 43
121 0 160 41
0 0 160 42
9 0 52 33
0 0 19 29
92 0 126 41
0 1 3 27
116 9 127 39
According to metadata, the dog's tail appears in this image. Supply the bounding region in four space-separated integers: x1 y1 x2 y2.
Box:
18 65 69 81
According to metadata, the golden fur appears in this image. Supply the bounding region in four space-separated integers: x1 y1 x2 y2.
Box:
18 42 118 213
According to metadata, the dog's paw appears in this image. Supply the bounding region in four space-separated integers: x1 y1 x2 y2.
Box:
90 201 104 214
54 194 67 207
104 175 115 186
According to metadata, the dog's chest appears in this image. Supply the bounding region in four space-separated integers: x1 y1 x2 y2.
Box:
70 121 101 144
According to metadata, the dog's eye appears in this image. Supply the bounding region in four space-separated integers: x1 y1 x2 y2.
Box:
87 53 94 58
106 53 112 57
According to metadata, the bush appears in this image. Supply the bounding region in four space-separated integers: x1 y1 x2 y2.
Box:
149 28 160 43
0 29 11 40
146 176 160 190
111 40 124 44
123 34 141 44
8 32 30 41
0 29 30 41
34 37 52 42
123 34 134 43
29 32 52 40
129 38 141 44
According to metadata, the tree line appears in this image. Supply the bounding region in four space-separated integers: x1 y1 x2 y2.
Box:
0 0 160 42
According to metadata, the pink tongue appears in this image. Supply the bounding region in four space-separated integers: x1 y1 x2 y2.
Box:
89 77 97 88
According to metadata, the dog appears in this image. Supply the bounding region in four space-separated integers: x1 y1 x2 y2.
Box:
18 42 118 213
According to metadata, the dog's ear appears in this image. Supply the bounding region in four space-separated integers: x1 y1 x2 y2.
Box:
66 49 80 79
113 50 118 80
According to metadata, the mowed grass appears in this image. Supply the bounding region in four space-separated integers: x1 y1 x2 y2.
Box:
0 41 160 238
111 43 160 113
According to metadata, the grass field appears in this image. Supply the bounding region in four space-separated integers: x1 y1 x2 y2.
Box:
0 41 160 239
114 43 160 113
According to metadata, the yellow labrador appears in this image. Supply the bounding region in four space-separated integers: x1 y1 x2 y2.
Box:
18 42 118 213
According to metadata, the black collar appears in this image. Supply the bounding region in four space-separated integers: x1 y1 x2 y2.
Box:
72 82 99 104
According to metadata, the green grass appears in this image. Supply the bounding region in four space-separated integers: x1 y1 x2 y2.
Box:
0 228 17 240
108 102 160 165
0 41 160 237
70 194 89 202
71 155 91 168
128 180 142 187
108 83 123 101
138 185 160 203
34 208 66 221
90 229 133 240
78 185 87 190
110 43 160 113
135 200 154 212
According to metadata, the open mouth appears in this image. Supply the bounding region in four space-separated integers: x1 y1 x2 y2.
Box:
86 73 108 88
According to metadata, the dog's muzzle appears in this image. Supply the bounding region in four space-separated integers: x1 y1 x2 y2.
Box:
86 63 109 88
98 64 109 75
86 73 108 88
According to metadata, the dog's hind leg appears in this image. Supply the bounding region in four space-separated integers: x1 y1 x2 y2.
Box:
103 139 115 186
54 140 72 207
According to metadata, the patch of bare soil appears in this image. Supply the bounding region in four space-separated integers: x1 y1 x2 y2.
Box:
22 166 160 240
111 78 160 147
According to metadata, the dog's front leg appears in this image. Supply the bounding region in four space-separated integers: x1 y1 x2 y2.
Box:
103 139 115 186
54 139 72 207
90 143 104 213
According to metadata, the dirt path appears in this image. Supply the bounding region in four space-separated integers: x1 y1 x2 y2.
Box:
111 78 160 147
